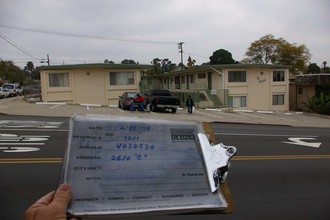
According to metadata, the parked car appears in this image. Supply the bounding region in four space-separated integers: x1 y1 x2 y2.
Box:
2 83 23 96
118 92 146 110
146 89 181 113
0 87 10 98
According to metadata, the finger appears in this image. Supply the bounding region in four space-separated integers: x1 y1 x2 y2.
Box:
24 191 55 219
51 184 72 210
34 191 56 206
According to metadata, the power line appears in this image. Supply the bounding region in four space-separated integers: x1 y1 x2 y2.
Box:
0 24 178 45
0 32 41 60
183 51 208 59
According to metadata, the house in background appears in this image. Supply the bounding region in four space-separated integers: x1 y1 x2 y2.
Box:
289 73 330 111
37 63 152 106
141 64 290 111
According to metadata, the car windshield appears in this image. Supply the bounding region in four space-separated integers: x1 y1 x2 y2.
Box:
2 84 14 89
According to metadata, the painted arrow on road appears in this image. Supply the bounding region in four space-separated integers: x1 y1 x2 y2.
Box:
0 147 40 152
283 137 322 148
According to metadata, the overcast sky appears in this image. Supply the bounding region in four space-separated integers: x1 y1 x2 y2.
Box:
0 0 329 68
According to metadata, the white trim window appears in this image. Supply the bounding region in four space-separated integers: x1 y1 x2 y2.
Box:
273 94 284 105
197 73 206 79
109 72 134 85
48 73 69 87
228 96 246 108
228 71 246 82
273 71 285 82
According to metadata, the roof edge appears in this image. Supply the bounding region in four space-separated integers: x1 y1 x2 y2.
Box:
37 63 153 70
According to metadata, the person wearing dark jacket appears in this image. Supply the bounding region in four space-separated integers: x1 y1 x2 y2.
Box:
186 95 194 114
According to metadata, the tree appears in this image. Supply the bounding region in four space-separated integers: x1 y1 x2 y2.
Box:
26 61 34 71
0 60 25 84
145 58 177 75
104 59 115 64
24 61 40 80
278 42 310 73
305 92 330 115
149 58 162 75
121 59 136 64
321 61 330 73
187 56 196 68
209 49 236 65
161 58 176 72
244 34 311 73
307 63 321 74
244 34 285 64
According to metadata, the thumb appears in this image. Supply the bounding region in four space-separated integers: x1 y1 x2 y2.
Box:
52 184 72 210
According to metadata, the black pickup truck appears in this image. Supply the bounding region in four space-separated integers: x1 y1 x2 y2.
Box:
146 89 181 113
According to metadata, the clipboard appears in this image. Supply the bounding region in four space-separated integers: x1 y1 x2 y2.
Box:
201 122 234 214
60 115 235 217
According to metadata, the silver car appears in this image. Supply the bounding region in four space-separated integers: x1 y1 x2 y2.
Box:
0 87 10 98
2 83 23 96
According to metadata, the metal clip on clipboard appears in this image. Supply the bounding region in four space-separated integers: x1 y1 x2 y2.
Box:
198 133 237 192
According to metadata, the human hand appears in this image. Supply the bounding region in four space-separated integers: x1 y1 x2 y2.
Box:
24 183 77 220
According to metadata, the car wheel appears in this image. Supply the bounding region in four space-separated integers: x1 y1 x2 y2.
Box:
123 103 129 110
171 108 177 113
150 104 157 112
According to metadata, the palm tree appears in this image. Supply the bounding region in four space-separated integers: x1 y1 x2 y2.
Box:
323 61 327 71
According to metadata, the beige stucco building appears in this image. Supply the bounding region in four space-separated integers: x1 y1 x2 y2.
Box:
289 73 330 111
142 64 290 111
38 63 290 111
38 63 152 106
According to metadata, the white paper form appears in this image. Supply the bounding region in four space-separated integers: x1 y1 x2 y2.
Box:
61 115 227 216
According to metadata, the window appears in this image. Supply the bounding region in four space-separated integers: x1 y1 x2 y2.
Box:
228 71 246 82
190 75 195 83
49 73 69 87
109 72 134 85
273 71 285 82
181 76 185 84
298 87 304 95
273 94 284 105
228 96 246 108
198 73 206 79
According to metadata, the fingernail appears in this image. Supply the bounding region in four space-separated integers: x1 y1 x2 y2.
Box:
58 184 70 192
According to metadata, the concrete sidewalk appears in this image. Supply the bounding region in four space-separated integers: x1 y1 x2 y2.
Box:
1 96 329 127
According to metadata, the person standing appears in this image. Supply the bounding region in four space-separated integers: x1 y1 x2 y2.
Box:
144 96 150 112
186 95 194 114
134 94 145 112
128 97 135 112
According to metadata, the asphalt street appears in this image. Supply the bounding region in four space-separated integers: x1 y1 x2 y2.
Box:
0 96 329 219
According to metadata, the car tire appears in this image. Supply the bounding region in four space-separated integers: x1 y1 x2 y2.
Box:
171 108 177 113
150 104 157 112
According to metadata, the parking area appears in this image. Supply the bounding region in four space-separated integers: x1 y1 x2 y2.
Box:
0 96 329 127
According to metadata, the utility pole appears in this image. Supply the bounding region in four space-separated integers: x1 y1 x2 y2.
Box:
41 54 50 66
47 54 50 66
178 42 184 65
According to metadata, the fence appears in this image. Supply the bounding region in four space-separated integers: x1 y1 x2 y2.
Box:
23 81 41 102
171 89 229 108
